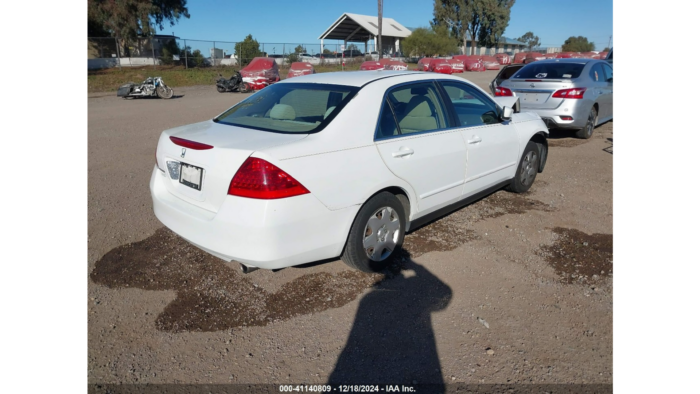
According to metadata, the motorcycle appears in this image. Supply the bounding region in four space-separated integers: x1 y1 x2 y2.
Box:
215 71 250 93
117 76 174 99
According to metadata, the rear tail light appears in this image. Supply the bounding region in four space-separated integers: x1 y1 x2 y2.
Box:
228 157 310 199
552 88 587 99
494 87 513 97
169 136 214 150
560 116 573 121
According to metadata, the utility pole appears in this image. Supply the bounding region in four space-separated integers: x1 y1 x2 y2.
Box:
377 0 383 59
608 35 612 50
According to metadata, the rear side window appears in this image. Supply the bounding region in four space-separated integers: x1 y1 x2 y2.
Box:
589 63 605 82
513 63 585 79
375 83 452 139
215 83 358 133
500 66 522 80
386 83 448 135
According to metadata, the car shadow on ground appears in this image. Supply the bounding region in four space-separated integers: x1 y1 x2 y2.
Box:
328 255 452 388
544 128 579 139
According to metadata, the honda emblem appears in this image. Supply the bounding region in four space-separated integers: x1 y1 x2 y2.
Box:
181 148 186 158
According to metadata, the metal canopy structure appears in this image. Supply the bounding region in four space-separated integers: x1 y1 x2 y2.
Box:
319 13 411 42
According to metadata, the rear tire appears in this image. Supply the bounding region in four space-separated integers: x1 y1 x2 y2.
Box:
507 141 540 193
575 106 597 139
341 192 406 273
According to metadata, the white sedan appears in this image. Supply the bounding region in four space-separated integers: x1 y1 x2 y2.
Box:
151 71 549 273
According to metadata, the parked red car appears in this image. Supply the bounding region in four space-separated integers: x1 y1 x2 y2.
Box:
453 55 485 72
426 58 452 74
360 61 383 71
416 58 431 71
495 53 512 65
286 62 314 79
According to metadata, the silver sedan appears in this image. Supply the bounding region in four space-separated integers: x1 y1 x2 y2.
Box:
497 58 612 139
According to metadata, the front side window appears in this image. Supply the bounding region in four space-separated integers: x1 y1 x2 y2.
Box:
385 83 448 135
602 63 613 82
215 83 358 133
440 82 501 127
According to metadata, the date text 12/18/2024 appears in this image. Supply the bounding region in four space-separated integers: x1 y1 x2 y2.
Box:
280 385 417 393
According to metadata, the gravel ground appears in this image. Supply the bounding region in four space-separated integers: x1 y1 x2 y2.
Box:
88 70 613 387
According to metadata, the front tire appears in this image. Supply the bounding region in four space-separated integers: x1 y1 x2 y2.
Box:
216 85 226 93
576 106 597 139
507 141 540 193
156 85 174 99
341 192 406 273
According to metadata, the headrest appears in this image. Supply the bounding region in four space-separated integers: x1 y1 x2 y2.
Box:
411 86 429 95
405 99 433 117
270 104 296 120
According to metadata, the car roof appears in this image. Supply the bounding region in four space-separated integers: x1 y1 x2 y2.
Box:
277 70 431 87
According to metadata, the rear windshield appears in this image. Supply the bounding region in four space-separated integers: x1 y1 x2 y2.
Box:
512 63 585 79
214 83 359 133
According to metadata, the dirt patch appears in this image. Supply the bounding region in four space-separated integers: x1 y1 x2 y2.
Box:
466 190 555 221
402 192 552 257
404 219 478 257
548 138 589 148
539 227 613 284
91 228 382 332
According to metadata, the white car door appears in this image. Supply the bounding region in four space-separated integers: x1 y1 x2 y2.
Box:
374 82 467 214
438 81 520 195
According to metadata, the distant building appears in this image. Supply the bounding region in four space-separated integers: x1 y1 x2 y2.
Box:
319 13 411 56
210 48 224 59
533 47 562 53
459 36 527 55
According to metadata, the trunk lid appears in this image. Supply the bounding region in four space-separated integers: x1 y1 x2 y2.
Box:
156 120 307 212
506 79 574 109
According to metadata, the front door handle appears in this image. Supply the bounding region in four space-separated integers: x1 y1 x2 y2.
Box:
392 148 414 158
467 136 482 144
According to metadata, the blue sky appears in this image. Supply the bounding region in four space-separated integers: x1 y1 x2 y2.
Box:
163 0 612 50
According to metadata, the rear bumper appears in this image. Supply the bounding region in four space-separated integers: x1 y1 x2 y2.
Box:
521 99 592 130
150 167 359 269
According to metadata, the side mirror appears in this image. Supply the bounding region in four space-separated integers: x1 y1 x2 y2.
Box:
502 106 514 121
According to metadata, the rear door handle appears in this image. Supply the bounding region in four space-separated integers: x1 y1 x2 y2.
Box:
392 148 414 158
468 136 482 144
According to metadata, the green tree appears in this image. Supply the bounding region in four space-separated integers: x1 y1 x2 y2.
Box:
402 25 457 57
159 38 180 65
516 31 540 52
562 36 595 52
189 49 206 67
235 34 263 66
288 45 306 63
477 0 515 49
433 0 515 55
88 0 189 40
601 47 610 52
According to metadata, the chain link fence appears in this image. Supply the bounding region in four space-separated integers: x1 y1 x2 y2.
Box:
88 37 400 70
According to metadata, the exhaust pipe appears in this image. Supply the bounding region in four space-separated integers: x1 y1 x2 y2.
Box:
240 263 259 274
